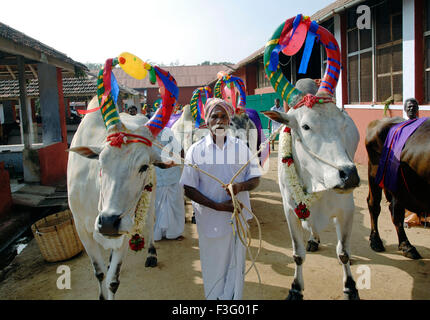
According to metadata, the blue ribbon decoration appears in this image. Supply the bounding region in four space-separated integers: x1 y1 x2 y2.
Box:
298 20 319 74
268 14 302 72
154 69 179 100
110 72 119 105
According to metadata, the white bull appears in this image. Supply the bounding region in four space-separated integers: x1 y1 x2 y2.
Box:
264 80 360 300
67 96 173 300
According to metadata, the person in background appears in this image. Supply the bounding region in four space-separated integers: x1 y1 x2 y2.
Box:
180 98 261 300
268 98 283 151
153 126 185 241
127 105 138 116
404 98 419 120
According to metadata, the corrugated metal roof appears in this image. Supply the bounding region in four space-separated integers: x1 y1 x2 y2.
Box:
112 64 233 89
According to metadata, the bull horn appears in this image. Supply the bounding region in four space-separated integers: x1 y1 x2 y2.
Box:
214 75 247 113
144 66 179 137
264 16 304 107
190 86 212 127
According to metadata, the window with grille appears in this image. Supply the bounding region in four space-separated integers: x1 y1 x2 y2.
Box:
257 59 270 89
374 0 403 103
346 5 373 103
425 0 430 102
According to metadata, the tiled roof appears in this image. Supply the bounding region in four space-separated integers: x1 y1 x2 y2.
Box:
112 64 233 89
0 22 88 72
0 76 141 99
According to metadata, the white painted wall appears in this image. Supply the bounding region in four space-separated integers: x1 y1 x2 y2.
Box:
403 0 415 118
333 14 343 109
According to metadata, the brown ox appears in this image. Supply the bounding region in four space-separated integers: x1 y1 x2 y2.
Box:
365 117 430 259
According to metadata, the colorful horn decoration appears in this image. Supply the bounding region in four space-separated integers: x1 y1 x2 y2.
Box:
264 14 341 105
190 86 212 128
79 52 178 137
144 66 179 137
214 72 247 113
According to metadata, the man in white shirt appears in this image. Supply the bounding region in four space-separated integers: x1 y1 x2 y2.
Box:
268 98 283 151
180 98 261 300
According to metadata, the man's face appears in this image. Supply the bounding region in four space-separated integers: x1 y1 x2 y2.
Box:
275 99 280 107
128 107 137 116
208 105 230 137
405 100 418 119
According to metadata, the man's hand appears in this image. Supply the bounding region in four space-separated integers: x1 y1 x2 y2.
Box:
223 183 242 197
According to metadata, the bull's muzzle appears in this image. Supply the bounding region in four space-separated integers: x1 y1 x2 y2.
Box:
96 214 122 237
336 165 360 190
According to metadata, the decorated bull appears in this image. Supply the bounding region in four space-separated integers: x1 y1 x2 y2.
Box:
366 113 430 259
263 14 361 300
67 53 178 300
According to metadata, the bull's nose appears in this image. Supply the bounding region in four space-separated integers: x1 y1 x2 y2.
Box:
96 214 122 236
338 166 360 189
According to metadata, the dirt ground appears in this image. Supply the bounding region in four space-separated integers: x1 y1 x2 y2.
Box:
1 148 430 300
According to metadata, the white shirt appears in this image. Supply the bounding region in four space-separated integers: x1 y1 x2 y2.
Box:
180 134 261 238
270 104 283 133
155 127 183 187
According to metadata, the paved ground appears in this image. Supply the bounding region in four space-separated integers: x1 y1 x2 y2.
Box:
1 148 430 300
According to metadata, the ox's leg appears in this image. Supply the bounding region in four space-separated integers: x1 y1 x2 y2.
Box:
367 175 385 252
145 191 158 267
334 214 360 300
285 212 305 300
105 238 128 300
389 199 422 259
306 229 320 252
74 224 109 300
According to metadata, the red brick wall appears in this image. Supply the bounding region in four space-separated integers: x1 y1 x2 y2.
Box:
0 162 12 216
38 142 68 186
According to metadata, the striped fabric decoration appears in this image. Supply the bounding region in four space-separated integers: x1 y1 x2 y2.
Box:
97 58 121 129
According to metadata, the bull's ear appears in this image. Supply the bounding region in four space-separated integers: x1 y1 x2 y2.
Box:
262 110 291 125
67 146 102 159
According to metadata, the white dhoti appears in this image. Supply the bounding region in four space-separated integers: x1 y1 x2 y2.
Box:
153 183 185 241
197 228 246 300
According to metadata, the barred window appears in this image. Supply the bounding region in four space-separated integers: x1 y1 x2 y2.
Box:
425 0 430 102
257 59 270 89
374 0 403 103
347 6 373 103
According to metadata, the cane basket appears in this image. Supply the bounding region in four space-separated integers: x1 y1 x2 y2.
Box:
31 210 83 262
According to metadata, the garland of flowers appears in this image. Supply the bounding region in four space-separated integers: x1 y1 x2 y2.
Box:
279 126 321 220
127 165 155 251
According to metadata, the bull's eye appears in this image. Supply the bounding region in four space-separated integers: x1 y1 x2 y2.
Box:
302 124 310 131
139 165 149 173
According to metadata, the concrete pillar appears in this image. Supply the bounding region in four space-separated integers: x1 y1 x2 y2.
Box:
403 0 415 118
38 63 62 145
17 56 31 148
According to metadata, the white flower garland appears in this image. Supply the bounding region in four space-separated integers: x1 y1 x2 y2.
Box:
127 165 155 237
279 125 321 219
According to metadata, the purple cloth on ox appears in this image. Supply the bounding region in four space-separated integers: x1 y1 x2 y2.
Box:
375 117 427 193
165 113 182 128
245 109 270 166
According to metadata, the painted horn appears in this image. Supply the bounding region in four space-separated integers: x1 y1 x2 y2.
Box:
96 58 123 130
214 73 247 113
190 86 212 127
264 15 341 105
144 66 179 137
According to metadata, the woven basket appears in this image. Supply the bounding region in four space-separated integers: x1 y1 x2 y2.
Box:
31 210 84 262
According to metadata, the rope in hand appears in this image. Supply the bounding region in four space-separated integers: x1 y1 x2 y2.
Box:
151 125 283 284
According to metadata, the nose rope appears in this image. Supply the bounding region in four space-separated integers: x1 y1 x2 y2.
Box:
295 137 343 171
